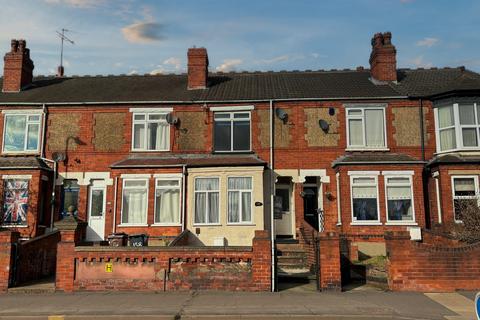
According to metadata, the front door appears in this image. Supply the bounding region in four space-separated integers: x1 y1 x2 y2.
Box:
274 184 294 237
303 185 319 231
86 182 106 241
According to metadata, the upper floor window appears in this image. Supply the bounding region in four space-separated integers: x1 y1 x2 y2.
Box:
132 113 169 151
435 102 480 152
3 114 41 153
214 112 251 152
346 106 386 149
452 176 479 222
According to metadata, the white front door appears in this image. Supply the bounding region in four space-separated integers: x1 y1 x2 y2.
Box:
86 181 106 241
274 184 294 237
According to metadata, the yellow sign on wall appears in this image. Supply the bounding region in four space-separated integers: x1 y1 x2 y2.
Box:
105 263 113 273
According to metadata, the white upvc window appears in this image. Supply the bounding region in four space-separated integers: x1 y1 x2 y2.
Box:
435 102 480 152
194 177 220 225
121 179 148 225
132 112 170 151
346 106 387 149
451 176 479 222
227 177 253 224
350 174 380 224
2 114 41 153
384 174 415 224
154 178 181 225
214 111 251 152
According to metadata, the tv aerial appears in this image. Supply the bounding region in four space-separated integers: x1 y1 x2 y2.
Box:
56 28 75 77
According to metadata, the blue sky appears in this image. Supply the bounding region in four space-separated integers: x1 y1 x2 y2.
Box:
0 0 479 76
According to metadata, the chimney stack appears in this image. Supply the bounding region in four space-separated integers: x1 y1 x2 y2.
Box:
57 65 64 77
369 32 397 82
2 39 34 92
187 47 209 90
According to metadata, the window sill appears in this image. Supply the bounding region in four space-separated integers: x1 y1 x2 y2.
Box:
345 148 390 152
226 223 255 226
117 224 149 227
1 224 28 228
434 148 480 155
350 222 382 226
151 223 182 227
192 223 222 227
2 151 40 155
130 149 171 153
212 150 254 154
385 222 418 226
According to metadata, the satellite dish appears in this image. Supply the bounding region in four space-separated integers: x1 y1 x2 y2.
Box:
275 108 288 122
52 152 66 162
166 112 179 125
319 119 329 132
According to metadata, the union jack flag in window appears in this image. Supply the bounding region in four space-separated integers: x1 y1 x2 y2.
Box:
3 180 28 225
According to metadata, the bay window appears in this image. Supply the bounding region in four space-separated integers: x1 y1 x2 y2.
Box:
227 177 253 224
132 113 170 151
214 112 251 152
350 175 379 223
3 114 41 153
346 106 386 149
385 176 415 223
194 177 219 224
435 102 480 152
154 178 181 224
452 176 479 222
121 179 148 225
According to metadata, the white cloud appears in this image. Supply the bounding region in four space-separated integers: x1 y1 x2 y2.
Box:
163 57 182 70
43 0 104 8
121 22 164 43
215 59 243 72
149 57 184 74
416 37 439 47
128 69 138 75
261 55 290 64
409 55 433 68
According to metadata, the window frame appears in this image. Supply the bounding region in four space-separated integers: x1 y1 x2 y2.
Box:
384 173 416 225
153 177 182 226
131 112 170 152
349 172 381 225
434 102 480 153
2 113 42 154
193 176 221 226
213 111 252 153
345 105 388 150
120 178 149 226
227 176 254 225
451 175 479 223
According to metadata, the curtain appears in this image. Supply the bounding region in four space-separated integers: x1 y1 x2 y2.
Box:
26 123 39 151
228 191 239 222
459 103 475 125
462 128 478 147
241 192 251 222
195 178 219 191
454 178 475 193
133 123 145 149
387 185 412 220
438 105 454 128
352 183 378 221
365 109 384 147
195 192 206 223
348 119 363 146
148 122 169 150
208 192 219 223
156 189 179 223
195 178 219 224
440 128 456 151
122 189 146 224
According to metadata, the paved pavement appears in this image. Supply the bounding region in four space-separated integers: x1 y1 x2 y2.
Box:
0 289 477 320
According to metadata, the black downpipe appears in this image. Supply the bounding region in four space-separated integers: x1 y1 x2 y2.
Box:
315 237 320 291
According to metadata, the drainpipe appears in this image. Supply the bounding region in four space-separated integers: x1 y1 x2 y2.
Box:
112 176 118 233
40 104 47 158
269 99 275 292
181 165 187 232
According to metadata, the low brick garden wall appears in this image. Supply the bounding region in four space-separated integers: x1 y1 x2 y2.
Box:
385 231 480 292
55 217 271 292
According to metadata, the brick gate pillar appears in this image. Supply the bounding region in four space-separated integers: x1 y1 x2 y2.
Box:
318 232 341 291
0 229 19 292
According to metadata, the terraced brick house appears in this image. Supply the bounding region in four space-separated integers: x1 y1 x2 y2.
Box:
0 33 479 282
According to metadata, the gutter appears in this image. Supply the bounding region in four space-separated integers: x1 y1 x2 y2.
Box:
332 161 427 168
0 95 409 106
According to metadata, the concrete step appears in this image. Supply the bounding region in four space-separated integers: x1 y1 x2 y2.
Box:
276 243 303 251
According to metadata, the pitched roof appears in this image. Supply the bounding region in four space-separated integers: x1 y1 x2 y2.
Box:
427 153 480 166
0 67 479 104
332 152 425 167
0 156 51 170
111 154 266 168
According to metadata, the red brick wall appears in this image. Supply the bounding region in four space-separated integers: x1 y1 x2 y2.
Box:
56 228 271 292
386 231 480 292
14 231 60 286
318 232 341 291
0 230 19 292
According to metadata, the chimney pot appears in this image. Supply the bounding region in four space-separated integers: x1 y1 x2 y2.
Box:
187 47 209 90
369 32 397 82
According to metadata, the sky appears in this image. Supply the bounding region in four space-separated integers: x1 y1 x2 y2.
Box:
0 0 479 76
